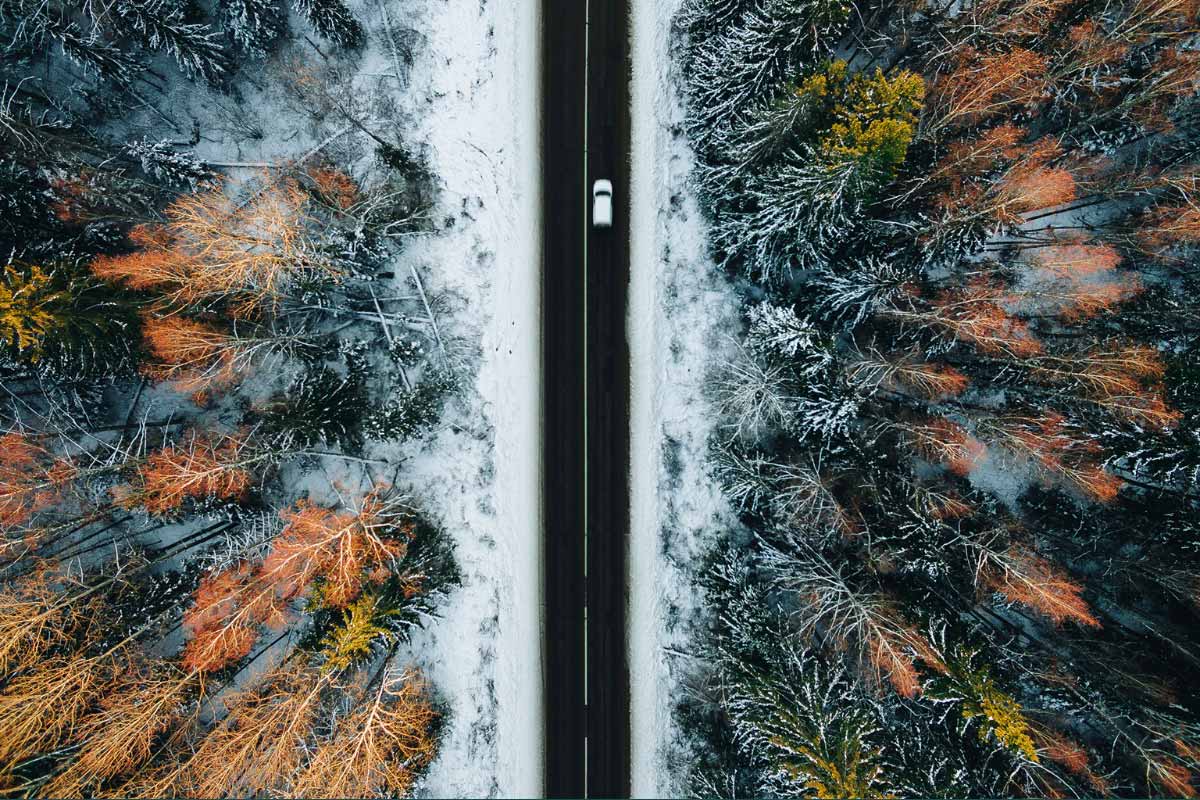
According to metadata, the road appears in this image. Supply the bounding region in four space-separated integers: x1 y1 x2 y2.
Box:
541 0 632 796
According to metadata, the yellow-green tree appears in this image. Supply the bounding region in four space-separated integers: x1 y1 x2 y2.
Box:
927 644 1039 762
793 60 925 176
319 592 396 673
0 261 136 374
0 263 73 359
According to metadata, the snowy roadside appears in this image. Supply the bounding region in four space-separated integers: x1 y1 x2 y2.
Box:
629 0 742 794
383 0 543 795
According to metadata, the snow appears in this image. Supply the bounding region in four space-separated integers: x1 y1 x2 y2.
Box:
629 0 743 794
376 0 542 795
97 0 544 792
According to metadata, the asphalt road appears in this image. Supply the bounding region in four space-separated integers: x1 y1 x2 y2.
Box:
541 0 632 796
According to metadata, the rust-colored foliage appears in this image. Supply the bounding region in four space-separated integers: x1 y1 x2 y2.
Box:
906 417 987 476
0 571 77 676
1018 240 1141 321
0 433 77 532
1027 242 1123 280
0 654 112 785
1033 726 1091 775
306 165 360 211
1138 203 1200 259
895 361 970 399
140 315 246 391
1031 347 1181 429
130 664 325 797
46 666 196 797
985 413 1124 502
291 669 438 798
929 47 1048 130
1147 753 1198 797
265 492 411 608
91 178 340 315
979 0 1074 36
921 281 1044 357
1062 19 1130 73
849 352 970 399
928 123 1026 196
181 562 287 673
993 164 1077 223
120 431 255 516
181 491 411 672
983 544 1101 627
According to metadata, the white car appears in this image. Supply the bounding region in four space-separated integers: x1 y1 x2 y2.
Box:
592 179 613 228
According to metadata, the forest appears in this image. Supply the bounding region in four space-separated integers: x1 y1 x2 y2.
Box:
0 0 462 795
676 0 1200 796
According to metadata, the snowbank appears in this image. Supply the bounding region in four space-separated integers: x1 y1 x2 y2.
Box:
388 0 542 795
629 0 742 794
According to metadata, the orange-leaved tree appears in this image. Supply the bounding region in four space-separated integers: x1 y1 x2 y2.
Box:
180 489 414 672
115 429 262 516
91 177 344 315
290 669 438 798
140 315 291 393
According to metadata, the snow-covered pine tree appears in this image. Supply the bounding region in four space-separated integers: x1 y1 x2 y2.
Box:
259 364 368 450
54 22 143 84
126 140 216 190
292 0 363 48
363 368 455 442
682 0 851 156
113 0 231 84
722 638 892 798
218 0 286 58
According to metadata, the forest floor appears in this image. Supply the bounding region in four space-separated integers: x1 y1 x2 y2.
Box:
104 0 543 793
381 0 542 794
628 0 743 794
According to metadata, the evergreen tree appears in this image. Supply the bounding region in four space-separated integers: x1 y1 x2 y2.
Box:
722 633 892 797
218 0 286 57
126 140 216 191
113 0 231 84
259 363 369 450
292 0 363 49
364 368 456 442
0 261 137 377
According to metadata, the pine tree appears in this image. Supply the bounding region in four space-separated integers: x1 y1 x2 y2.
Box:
292 0 364 48
926 643 1039 763
125 140 216 191
724 642 892 798
317 591 395 672
0 261 137 377
364 368 456 442
113 0 231 84
259 363 368 450
218 0 286 57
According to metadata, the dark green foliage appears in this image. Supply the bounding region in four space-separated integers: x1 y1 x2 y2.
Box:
259 363 369 451
219 0 286 57
111 0 231 84
677 0 1200 795
0 260 139 380
292 0 363 48
364 368 456 442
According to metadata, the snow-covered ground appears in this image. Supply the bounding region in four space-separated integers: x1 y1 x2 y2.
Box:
116 0 544 792
629 0 742 794
382 0 542 796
